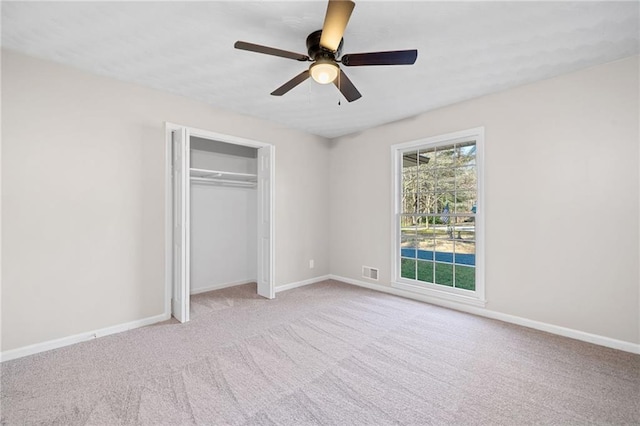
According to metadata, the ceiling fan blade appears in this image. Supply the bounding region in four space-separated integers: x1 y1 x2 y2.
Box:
341 49 418 66
319 0 355 52
271 70 311 96
334 69 361 102
234 41 310 61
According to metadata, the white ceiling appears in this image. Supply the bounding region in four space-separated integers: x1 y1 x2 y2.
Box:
2 1 638 139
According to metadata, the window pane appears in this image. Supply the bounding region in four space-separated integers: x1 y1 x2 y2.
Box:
401 227 417 258
402 173 417 193
435 196 454 229
455 240 475 266
419 148 436 166
416 260 434 283
416 221 433 249
416 195 428 215
401 248 417 259
402 192 419 214
454 265 475 290
401 258 416 279
435 146 456 167
416 150 432 194
418 193 435 214
452 218 475 239
418 222 437 261
434 262 454 286
400 215 415 228
456 165 477 193
454 192 476 215
419 245 436 263
403 151 419 168
435 173 456 196
455 142 476 167
415 151 432 167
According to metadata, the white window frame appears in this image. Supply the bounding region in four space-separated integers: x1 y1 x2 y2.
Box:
391 127 485 307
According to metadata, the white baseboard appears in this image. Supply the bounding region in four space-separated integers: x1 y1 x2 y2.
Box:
329 274 640 355
276 275 331 293
0 312 171 363
5 275 637 361
1 276 321 363
190 279 256 295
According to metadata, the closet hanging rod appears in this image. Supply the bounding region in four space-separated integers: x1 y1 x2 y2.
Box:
190 177 257 187
190 168 257 180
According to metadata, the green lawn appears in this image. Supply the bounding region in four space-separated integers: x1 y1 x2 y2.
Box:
401 258 475 291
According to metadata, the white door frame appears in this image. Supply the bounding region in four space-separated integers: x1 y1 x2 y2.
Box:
164 122 276 320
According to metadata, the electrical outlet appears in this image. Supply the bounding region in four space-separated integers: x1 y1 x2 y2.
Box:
309 259 314 269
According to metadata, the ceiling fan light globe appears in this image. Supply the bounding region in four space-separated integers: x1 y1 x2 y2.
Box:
310 61 338 84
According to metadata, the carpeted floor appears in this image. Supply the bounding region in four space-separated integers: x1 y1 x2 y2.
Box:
1 280 639 425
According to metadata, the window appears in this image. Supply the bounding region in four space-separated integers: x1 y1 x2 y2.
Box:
392 128 484 306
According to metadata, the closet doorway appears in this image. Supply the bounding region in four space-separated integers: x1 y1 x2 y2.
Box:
165 124 275 323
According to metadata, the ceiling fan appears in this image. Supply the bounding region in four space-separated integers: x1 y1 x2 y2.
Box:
234 0 418 102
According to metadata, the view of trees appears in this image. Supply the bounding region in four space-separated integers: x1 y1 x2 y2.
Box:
400 141 477 254
401 141 476 223
399 141 478 290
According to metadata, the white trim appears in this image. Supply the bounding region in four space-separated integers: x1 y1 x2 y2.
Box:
164 122 276 319
392 279 486 307
275 275 331 293
4 277 636 361
0 313 171 363
190 280 256 295
475 128 486 303
171 123 268 150
330 275 640 355
390 144 400 285
392 127 485 151
164 123 176 318
390 127 485 304
170 126 191 323
258 144 276 299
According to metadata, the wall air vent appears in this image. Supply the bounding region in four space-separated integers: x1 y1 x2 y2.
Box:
362 266 379 281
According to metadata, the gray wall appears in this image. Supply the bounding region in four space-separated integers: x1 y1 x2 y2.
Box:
1 50 331 351
2 48 638 354
329 56 640 345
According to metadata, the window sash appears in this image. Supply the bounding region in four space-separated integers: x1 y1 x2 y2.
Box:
391 127 485 306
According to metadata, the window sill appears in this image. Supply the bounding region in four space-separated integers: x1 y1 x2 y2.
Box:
392 280 486 308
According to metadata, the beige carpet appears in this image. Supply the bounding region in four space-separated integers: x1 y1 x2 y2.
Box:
1 280 638 425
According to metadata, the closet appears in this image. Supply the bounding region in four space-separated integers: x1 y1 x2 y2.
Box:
190 137 258 295
170 126 274 323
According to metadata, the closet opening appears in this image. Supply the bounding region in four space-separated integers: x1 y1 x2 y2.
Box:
166 124 275 323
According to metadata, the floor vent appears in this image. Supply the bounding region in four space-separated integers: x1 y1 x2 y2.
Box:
362 266 379 281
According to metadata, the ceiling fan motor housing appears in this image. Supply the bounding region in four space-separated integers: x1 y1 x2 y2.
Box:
306 29 343 61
